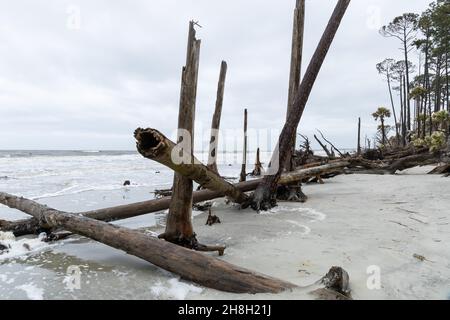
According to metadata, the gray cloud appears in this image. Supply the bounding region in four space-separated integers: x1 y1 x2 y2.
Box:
0 0 431 150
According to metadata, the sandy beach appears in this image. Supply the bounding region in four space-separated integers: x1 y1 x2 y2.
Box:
1 165 449 300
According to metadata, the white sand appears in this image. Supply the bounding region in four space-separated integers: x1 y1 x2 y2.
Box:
1 166 449 300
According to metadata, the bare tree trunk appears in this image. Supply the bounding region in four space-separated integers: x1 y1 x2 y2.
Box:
251 0 351 211
387 75 399 141
207 61 228 175
0 192 297 294
160 21 200 247
285 0 306 172
135 128 249 204
240 109 248 182
251 148 263 176
357 117 361 155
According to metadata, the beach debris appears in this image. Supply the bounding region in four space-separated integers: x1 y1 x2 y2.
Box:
0 192 295 294
123 180 131 186
205 209 221 226
193 202 212 212
250 148 264 177
154 188 172 198
413 254 435 263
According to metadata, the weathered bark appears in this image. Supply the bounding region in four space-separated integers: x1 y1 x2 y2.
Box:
239 109 248 183
0 218 43 237
0 192 293 293
251 0 351 211
134 128 249 204
428 163 450 175
285 0 306 172
162 21 200 247
2 162 349 236
207 61 228 175
251 148 263 177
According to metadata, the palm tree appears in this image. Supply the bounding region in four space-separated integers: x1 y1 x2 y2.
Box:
372 107 392 146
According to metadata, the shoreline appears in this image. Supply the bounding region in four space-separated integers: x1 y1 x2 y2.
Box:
1 166 449 300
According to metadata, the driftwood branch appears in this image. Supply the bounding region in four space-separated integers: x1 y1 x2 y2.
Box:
0 192 294 294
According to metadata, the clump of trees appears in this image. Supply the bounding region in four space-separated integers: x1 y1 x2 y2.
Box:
375 0 449 151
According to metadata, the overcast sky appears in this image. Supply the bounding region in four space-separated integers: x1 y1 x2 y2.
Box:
0 0 431 151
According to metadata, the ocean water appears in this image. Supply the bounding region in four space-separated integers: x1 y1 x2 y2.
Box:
0 150 268 201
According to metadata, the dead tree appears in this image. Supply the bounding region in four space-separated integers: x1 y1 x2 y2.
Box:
135 128 249 204
251 0 351 211
285 0 306 172
159 21 201 249
239 109 248 182
207 61 228 175
357 117 361 155
251 148 263 176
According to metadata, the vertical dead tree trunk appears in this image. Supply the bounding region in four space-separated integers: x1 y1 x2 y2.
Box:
285 0 306 172
240 109 248 182
251 0 351 211
207 61 228 175
160 21 201 248
279 0 307 203
251 147 263 176
357 117 361 155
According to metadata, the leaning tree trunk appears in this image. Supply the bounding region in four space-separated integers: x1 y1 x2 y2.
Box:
239 109 248 182
0 192 296 294
251 0 351 211
135 128 249 204
2 162 349 237
161 21 200 247
207 61 228 175
285 0 305 172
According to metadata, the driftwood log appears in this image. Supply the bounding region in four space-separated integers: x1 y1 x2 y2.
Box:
0 192 351 296
1 162 349 236
134 128 249 204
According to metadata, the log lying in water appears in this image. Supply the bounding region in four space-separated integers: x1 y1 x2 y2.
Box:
0 192 351 297
0 192 294 293
1 161 349 236
135 128 249 204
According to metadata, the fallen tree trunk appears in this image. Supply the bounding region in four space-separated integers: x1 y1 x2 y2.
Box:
0 192 351 296
2 161 349 236
0 192 294 293
134 128 249 204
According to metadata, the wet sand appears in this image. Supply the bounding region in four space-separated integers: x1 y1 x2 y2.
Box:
1 166 450 300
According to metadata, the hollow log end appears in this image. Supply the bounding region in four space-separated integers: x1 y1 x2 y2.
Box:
134 128 167 158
